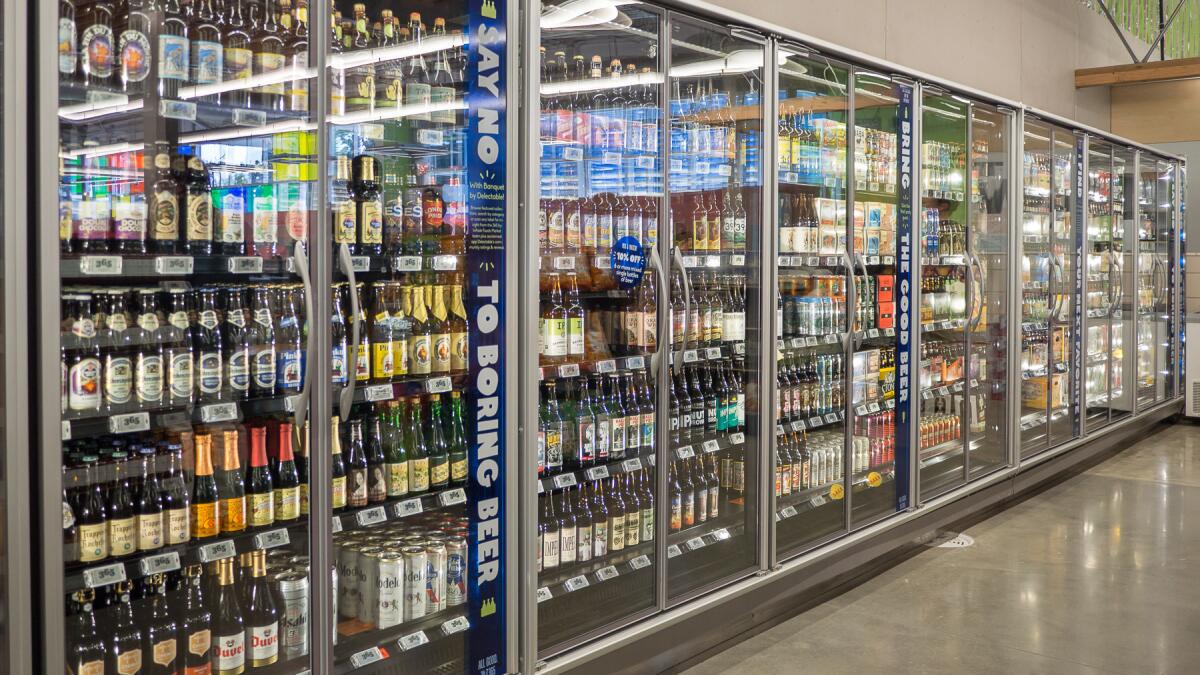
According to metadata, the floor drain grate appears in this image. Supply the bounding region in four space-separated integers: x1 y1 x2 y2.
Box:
924 532 975 548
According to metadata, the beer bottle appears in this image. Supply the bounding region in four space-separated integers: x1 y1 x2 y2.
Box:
222 288 251 400
77 455 108 563
559 484 577 565
253 0 286 111
217 430 246 534
428 284 451 374
194 289 224 403
421 179 444 254
180 564 214 672
622 472 641 546
222 0 253 108
449 279 469 374
103 290 135 412
384 400 410 497
401 173 424 255
276 286 304 393
184 156 213 255
165 288 195 406
408 282 432 376
540 273 567 364
213 558 247 674
370 283 394 383
330 416 347 511
448 391 469 486
574 376 596 468
354 283 371 383
331 156 357 251
374 9 401 110
353 155 384 255
162 442 190 545
330 285 349 385
345 418 368 508
296 421 310 516
345 5 375 112
406 396 430 493
249 287 277 397
429 17 456 125
136 447 164 551
668 460 682 533
623 373 641 457
365 412 388 503
109 580 145 674
192 0 224 100
582 481 602 558
680 455 696 528
564 272 585 359
605 477 625 552
192 434 219 539
63 462 79 564
609 375 627 460
283 0 310 113
389 282 410 377
427 395 450 488
272 423 301 522
148 146 181 254
404 12 432 122
691 455 709 525
145 574 179 674
638 468 655 542
68 589 106 674
540 490 559 570
79 0 115 88
108 451 138 558
572 486 592 562
135 289 165 406
244 551 280 667
542 381 565 474
246 426 274 528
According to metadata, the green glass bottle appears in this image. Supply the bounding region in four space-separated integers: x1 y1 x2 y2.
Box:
427 394 450 489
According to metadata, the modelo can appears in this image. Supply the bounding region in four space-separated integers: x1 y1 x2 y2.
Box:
337 543 361 619
357 547 383 624
377 552 404 629
445 537 467 607
402 545 428 621
425 541 447 613
274 570 309 660
331 563 338 645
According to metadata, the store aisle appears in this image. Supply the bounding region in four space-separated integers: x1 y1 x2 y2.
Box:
680 422 1200 675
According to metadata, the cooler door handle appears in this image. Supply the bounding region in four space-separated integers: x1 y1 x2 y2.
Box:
339 243 358 421
967 252 985 332
649 242 667 378
292 241 314 451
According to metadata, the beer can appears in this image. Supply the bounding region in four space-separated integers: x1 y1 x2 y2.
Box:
274 570 310 660
331 563 338 646
377 553 404 629
425 541 447 613
445 538 467 607
357 547 383 624
402 545 428 621
337 543 362 619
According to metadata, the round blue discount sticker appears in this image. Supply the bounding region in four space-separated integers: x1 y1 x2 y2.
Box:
610 236 646 289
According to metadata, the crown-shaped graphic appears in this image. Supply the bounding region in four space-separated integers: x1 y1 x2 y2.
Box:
482 0 497 19
480 598 497 617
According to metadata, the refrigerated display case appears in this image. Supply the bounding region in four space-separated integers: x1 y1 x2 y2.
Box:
1019 118 1081 458
1136 155 1178 410
40 1 512 674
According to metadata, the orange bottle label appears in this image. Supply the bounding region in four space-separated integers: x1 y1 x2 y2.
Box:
191 502 218 539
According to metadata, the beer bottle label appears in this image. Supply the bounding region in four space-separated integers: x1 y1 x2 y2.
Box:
595 419 611 460
450 457 467 483
331 476 346 509
372 342 394 379
609 516 625 551
545 428 563 470
642 414 655 449
405 80 432 120
670 495 682 531
226 47 253 81
169 351 194 400
360 200 383 244
227 349 250 392
626 414 641 451
369 465 387 503
545 318 567 357
433 333 452 373
536 431 545 474
136 354 164 402
560 528 577 564
578 419 595 462
152 637 177 667
69 357 102 410
451 332 468 372
299 482 309 516
387 462 409 497
330 343 348 383
137 512 163 550
109 516 137 556
542 529 560 569
105 356 134 405
593 522 608 557
248 622 279 666
274 486 299 521
166 507 189 544
248 492 274 528
410 335 432 375
335 200 356 244
82 24 114 78
186 194 212 242
582 212 598 249
191 501 218 538
252 194 278 243
116 648 143 674
348 469 367 506
625 512 640 546
392 336 409 376
157 34 189 80
611 416 626 454
188 628 212 662
696 489 709 523
597 212 613 249
58 18 76 74
410 458 430 492
152 190 180 240
254 50 286 94
709 485 720 518
430 461 449 487
78 522 107 562
355 339 371 381
577 524 592 561
79 660 104 675
548 211 565 249
278 348 303 389
218 192 245 243
113 202 147 241
214 632 245 672
568 317 584 355
119 29 150 83
193 40 223 84
220 496 246 532
253 346 277 389
642 508 655 541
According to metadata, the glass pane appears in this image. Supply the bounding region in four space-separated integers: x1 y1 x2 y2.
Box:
1136 155 1160 408
1019 121 1053 455
533 0 662 653
1046 129 1078 447
966 103 1009 477
848 71 905 528
1084 141 1115 429
665 14 762 601
917 91 969 498
773 48 850 557
60 1 317 673
1110 147 1136 420
1156 160 1176 401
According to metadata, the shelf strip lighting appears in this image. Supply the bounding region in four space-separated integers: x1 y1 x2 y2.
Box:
327 34 467 70
540 71 664 96
177 66 317 101
180 119 317 144
60 142 145 159
327 99 467 126
59 97 143 121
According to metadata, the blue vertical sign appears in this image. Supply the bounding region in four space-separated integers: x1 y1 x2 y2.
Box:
465 0 506 673
894 83 914 511
1073 135 1084 437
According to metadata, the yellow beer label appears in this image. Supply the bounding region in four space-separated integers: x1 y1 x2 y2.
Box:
191 501 218 539
248 492 274 528
451 332 468 372
116 648 142 674
78 522 108 562
392 336 409 375
137 512 163 551
219 497 246 533
410 458 430 492
299 482 310 516
431 462 449 486
274 486 299 521
188 628 211 658
450 458 468 483
372 342 394 379
331 476 347 509
109 516 137 556
79 660 104 675
387 462 409 497
153 638 177 666
166 508 189 545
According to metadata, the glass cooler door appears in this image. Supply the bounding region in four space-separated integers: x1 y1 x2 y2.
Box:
665 13 763 602
772 46 852 556
56 1 318 673
1135 154 1169 410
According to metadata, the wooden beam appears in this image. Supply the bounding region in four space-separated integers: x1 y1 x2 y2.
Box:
1076 56 1200 88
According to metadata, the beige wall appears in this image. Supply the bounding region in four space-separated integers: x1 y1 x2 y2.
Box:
702 0 1143 130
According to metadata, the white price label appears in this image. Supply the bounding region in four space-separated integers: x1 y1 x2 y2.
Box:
856 180 867 191
349 256 370 272
825 334 839 344
683 350 700 363
397 631 430 652
621 458 643 472
564 575 590 592
953 382 964 392
635 156 655 170
331 517 343 533
921 390 933 400
426 376 453 394
786 172 798 183
159 99 196 120
790 338 803 348
595 565 619 582
364 384 394 402
227 256 263 274
885 399 896 409
625 356 645 369
867 402 881 413
431 255 458 271
536 586 553 603
393 498 423 518
139 552 181 576
791 420 806 431
629 555 652 570
232 108 266 126
702 439 720 453
811 495 828 507
730 432 746 444
695 162 709 174
80 255 123 275
809 417 823 428
438 488 467 506
731 255 745 266
417 129 444 146
61 420 72 441
585 465 610 480
109 412 150 434
855 405 868 416
553 256 576 271
884 256 895 264
705 255 720 268
868 329 880 338
675 446 695 460
563 146 584 161
685 537 706 551
349 647 386 668
807 256 821 267
717 164 732 177
394 256 422 272
356 506 387 527
781 505 798 518
593 255 612 269
198 540 237 563
970 379 979 388
937 386 949 396
805 337 819 346
253 528 291 550
551 473 577 489
199 403 238 423
681 256 700 268
284 395 300 412
712 528 731 541
83 563 127 588
441 616 470 635
595 359 616 374
869 182 879 192
705 347 722 359
647 455 655 467
734 343 746 355
558 363 580 378
154 256 194 275
667 544 682 558
867 256 880 265
603 152 621 165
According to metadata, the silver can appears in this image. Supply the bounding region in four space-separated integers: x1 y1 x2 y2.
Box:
377 553 404 629
445 537 467 607
402 545 428 621
357 547 383 625
425 541 447 613
274 570 309 660
337 543 362 619
331 563 338 646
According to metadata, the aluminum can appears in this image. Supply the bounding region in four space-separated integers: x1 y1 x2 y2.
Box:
402 545 428 621
445 537 467 607
377 553 405 629
425 541 447 612
337 543 362 619
274 570 309 660
357 547 383 624
331 563 338 645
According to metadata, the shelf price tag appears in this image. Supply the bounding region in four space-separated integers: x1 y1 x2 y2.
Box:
625 356 645 369
364 384 394 402
417 129 445 146
62 420 72 441
682 350 699 363
331 517 343 533
629 555 651 570
808 417 823 428
621 458 642 472
805 336 818 346
704 347 722 360
232 108 266 126
712 528 731 541
356 506 388 528
441 616 470 635
557 363 580 378
806 256 821 267
780 505 798 518
867 402 881 413
394 256 422 272
562 146 584 161
438 488 467 506
348 256 371 273
667 545 682 558
729 432 746 445
635 156 654 169
198 540 237 563
227 256 263 274
970 379 979 388
284 395 301 413
731 255 745 266
431 255 458 271
139 552 181 576
426 376 453 394
595 565 619 582
564 575 590 592
536 586 553 603
80 255 123 276
791 420 806 431
810 495 828 508
398 630 430 652
855 405 868 416
551 473 577 489
585 465 610 480
109 412 150 434
675 446 695 460
393 498 423 518
552 256 576 271
702 439 720 454
83 563 127 589
885 399 895 409
199 403 238 424
350 647 386 668
825 334 840 345
685 537 706 551
154 256 194 275
867 329 880 338
681 255 700 268
253 528 290 550
594 359 616 374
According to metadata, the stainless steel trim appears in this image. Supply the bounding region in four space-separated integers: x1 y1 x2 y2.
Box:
505 0 522 666
843 67 857 530
655 4 672 617
761 39 780 572
338 243 358 421
1078 136 1090 437
963 101 974 481
1010 110 1023 470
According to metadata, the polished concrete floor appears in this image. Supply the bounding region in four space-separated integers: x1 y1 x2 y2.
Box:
682 422 1200 675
